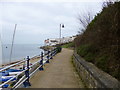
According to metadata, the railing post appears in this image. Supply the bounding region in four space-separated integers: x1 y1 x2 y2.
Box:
54 48 57 55
23 56 31 87
46 50 50 63
39 52 44 71
53 48 55 56
50 50 53 59
23 58 26 70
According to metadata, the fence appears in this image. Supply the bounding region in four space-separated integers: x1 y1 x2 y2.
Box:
0 47 58 89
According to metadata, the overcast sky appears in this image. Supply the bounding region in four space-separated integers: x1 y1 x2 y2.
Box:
0 0 103 44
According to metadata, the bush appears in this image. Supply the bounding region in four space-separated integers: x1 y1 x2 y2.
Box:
77 44 98 63
56 46 62 53
96 55 109 72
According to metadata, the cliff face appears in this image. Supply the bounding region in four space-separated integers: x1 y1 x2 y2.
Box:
74 2 120 80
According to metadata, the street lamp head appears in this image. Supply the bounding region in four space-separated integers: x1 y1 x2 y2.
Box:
62 24 64 28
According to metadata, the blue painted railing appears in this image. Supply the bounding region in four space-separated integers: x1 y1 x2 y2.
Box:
0 47 58 89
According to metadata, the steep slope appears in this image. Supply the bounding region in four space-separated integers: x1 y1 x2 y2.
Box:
75 2 120 80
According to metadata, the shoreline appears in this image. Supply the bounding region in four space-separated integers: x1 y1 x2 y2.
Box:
0 55 41 68
1 44 44 67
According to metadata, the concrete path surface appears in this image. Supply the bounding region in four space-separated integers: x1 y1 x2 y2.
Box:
30 48 84 88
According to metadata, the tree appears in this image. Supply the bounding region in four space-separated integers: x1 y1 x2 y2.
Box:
77 11 94 32
102 0 115 8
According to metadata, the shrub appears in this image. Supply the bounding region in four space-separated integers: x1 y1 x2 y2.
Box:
56 46 62 53
96 55 109 72
77 44 98 63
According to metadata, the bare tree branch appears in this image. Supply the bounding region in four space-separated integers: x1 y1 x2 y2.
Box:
77 11 94 32
102 0 115 8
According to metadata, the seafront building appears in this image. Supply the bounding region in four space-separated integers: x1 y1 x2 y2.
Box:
44 36 76 46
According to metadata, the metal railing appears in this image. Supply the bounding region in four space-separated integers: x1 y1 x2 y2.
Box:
0 47 58 89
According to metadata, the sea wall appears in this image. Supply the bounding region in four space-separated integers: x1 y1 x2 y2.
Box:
73 52 120 88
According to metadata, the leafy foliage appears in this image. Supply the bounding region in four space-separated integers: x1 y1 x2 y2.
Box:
56 46 62 53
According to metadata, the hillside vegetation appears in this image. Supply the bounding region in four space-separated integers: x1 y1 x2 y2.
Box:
74 2 120 80
62 42 74 48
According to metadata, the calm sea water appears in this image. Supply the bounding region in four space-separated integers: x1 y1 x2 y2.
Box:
2 44 43 65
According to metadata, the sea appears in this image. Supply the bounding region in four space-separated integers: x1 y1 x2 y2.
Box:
1 44 44 65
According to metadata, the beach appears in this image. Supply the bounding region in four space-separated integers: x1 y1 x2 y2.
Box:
0 55 41 70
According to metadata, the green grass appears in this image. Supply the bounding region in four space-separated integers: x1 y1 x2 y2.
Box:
62 42 74 48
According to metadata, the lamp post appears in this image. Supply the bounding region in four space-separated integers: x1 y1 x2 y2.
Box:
59 24 64 44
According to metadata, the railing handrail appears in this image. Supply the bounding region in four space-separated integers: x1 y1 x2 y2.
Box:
0 59 27 72
0 54 41 72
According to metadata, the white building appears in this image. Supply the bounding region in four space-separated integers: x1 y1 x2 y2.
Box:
44 36 76 46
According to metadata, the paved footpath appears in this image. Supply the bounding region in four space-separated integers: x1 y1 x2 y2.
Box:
30 48 84 88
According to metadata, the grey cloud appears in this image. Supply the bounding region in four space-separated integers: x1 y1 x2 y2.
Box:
1 2 102 44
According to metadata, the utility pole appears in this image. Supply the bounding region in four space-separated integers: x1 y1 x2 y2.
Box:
59 24 64 44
